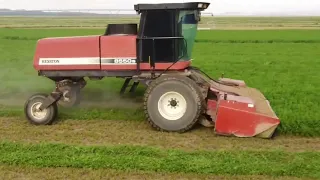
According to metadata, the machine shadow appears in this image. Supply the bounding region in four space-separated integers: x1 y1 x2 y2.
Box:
78 86 146 109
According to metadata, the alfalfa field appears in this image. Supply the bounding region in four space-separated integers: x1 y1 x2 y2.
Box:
0 17 319 179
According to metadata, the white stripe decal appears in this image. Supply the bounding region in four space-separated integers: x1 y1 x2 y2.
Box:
39 57 100 65
39 57 137 65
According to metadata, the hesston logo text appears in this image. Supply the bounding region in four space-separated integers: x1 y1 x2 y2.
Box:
41 59 60 63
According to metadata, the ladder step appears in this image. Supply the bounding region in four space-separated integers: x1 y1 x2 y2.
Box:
120 78 131 95
129 82 139 93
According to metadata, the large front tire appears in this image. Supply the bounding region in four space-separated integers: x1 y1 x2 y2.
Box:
144 75 203 133
24 93 58 125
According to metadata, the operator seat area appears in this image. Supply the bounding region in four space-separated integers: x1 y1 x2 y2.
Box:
139 10 183 63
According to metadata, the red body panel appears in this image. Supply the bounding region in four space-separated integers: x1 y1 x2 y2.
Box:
214 100 280 137
100 35 191 70
205 77 280 138
100 35 137 70
34 36 100 70
140 61 191 70
100 35 137 58
206 97 280 138
34 35 191 71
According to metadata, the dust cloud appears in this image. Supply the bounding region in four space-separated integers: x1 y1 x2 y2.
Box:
0 74 144 109
77 88 144 109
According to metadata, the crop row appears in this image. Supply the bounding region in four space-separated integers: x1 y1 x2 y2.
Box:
0 141 319 179
1 29 320 41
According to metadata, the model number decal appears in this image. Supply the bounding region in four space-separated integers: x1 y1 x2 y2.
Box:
114 59 136 64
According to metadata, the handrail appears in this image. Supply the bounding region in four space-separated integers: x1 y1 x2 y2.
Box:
136 36 187 78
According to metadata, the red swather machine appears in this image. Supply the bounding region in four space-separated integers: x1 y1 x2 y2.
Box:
24 2 280 138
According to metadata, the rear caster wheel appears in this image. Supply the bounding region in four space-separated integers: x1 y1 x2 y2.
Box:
144 75 204 133
24 93 58 125
57 85 81 108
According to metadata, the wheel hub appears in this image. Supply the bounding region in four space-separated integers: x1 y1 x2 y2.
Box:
30 102 48 121
62 90 71 102
169 98 178 108
158 91 187 121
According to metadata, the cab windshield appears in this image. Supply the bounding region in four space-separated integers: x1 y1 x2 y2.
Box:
178 10 200 60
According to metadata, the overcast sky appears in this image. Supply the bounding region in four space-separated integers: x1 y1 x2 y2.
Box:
1 0 320 15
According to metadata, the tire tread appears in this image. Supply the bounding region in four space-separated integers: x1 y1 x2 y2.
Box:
143 75 203 133
24 93 58 125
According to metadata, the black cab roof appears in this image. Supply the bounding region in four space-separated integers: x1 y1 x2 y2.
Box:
134 2 210 12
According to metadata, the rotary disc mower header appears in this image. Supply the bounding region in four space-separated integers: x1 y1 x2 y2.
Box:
24 2 280 138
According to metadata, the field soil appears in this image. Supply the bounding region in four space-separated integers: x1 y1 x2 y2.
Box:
1 117 319 152
0 165 312 180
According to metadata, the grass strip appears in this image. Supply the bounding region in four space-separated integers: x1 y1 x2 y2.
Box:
1 118 320 153
0 165 313 180
0 105 145 121
0 141 319 179
1 105 320 137
195 39 320 43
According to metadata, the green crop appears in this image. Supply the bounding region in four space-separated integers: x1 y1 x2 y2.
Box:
0 141 319 179
0 16 320 179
